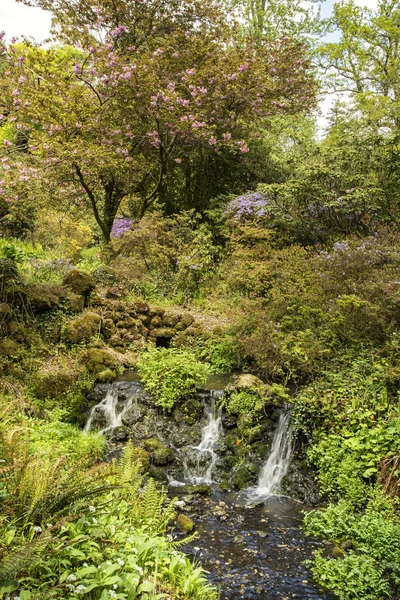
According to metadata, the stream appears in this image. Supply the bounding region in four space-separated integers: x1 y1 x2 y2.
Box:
85 375 334 600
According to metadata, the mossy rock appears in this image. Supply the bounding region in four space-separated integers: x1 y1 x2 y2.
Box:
175 313 195 330
162 312 180 328
143 438 162 452
96 368 116 383
0 259 25 304
232 466 255 489
230 374 267 396
83 348 119 376
181 484 211 495
0 338 24 359
332 546 346 559
176 514 195 532
128 447 150 473
63 269 95 300
7 321 29 343
33 368 77 400
131 300 149 314
0 302 12 320
176 398 203 426
153 446 175 466
25 283 60 312
64 312 102 344
152 327 175 339
148 466 168 482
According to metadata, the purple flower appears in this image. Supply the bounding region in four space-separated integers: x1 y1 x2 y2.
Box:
111 217 134 238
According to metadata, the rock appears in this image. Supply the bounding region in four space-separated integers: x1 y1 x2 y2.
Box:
148 466 168 482
131 300 149 313
25 283 60 312
152 327 175 339
176 514 195 532
121 403 148 427
231 374 266 396
87 383 108 404
332 546 346 559
153 446 175 466
175 500 186 509
64 312 102 344
174 398 203 426
63 269 95 305
83 348 119 377
221 413 237 429
181 484 212 495
107 426 130 442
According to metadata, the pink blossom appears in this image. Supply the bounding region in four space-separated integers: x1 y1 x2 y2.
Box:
230 74 237 81
175 158 182 163
3 139 12 147
239 64 248 72
223 132 231 141
208 136 217 145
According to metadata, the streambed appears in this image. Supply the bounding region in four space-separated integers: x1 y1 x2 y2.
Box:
176 490 334 600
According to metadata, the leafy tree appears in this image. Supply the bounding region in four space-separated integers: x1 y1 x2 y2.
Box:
1 1 316 242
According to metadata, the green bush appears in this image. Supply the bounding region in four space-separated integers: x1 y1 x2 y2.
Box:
138 347 210 411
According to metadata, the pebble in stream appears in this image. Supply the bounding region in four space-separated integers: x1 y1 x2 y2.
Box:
176 491 336 600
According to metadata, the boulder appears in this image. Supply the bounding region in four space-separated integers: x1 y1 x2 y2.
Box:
63 269 95 305
64 312 102 344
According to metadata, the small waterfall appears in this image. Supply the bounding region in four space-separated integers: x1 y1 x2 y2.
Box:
245 412 293 503
85 381 142 434
182 391 224 484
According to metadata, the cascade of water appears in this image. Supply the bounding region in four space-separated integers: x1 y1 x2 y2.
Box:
84 381 142 434
244 412 293 503
182 391 224 484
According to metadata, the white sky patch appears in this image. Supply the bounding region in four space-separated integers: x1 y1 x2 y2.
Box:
0 0 51 41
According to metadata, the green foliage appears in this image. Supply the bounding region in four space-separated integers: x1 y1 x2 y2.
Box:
224 391 260 416
0 406 217 600
304 489 400 600
138 347 210 411
28 420 106 464
309 553 391 600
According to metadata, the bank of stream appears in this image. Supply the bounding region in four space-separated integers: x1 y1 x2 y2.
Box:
86 374 334 600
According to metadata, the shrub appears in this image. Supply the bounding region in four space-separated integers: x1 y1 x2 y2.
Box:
138 347 210 410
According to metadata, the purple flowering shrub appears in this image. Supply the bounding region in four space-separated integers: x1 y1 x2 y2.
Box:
225 192 269 221
111 217 134 239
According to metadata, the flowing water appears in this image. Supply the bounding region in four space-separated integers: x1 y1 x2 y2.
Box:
84 381 142 434
183 392 224 484
242 412 293 505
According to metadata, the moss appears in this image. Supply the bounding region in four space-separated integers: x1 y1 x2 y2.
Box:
64 312 102 344
96 368 116 383
143 438 162 452
176 514 195 532
181 484 212 495
130 447 150 473
0 302 12 320
32 368 77 400
148 466 168 482
153 446 175 466
63 269 95 299
232 466 255 489
83 348 119 375
7 321 30 343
